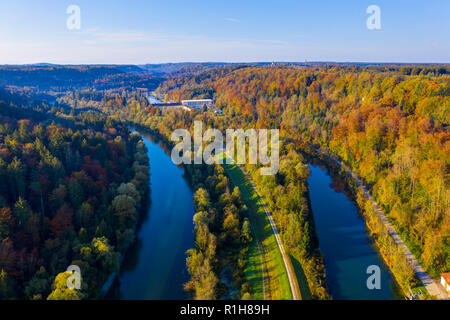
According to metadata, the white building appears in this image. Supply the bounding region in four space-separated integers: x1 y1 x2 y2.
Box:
181 99 213 110
441 273 450 293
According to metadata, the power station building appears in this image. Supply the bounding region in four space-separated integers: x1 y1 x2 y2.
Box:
181 99 213 110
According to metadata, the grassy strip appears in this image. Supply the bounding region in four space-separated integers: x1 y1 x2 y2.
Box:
289 254 312 300
244 237 266 299
223 161 292 300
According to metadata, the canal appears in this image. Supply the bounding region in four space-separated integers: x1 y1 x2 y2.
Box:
308 163 401 299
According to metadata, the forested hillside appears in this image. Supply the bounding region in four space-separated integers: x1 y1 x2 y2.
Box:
0 101 149 299
0 65 161 91
159 65 449 278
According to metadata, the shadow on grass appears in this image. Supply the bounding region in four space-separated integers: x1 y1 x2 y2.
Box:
290 254 312 300
244 240 265 300
223 161 293 300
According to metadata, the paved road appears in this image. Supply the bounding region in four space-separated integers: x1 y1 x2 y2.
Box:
239 166 301 300
326 154 448 300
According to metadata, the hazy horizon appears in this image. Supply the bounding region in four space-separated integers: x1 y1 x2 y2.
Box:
1 0 449 65
2 61 449 66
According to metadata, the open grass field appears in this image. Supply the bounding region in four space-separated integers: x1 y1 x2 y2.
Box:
222 160 293 300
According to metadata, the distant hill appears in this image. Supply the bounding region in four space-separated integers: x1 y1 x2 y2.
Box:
0 65 160 91
0 63 242 92
3 62 445 92
139 62 239 75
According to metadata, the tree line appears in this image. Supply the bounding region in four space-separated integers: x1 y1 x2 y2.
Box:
185 163 253 299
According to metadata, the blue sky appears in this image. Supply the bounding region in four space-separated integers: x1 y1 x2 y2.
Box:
0 0 449 64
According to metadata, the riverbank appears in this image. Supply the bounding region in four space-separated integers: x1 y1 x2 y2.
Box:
103 129 195 299
100 133 151 298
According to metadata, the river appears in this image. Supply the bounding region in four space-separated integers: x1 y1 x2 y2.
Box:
107 130 400 300
108 131 195 299
147 95 163 105
308 164 401 299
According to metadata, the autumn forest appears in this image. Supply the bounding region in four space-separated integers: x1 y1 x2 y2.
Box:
0 63 448 301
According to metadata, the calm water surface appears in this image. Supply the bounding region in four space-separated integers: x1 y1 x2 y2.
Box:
308 164 401 300
115 132 195 299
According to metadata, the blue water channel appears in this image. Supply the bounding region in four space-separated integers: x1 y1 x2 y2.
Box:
308 164 401 299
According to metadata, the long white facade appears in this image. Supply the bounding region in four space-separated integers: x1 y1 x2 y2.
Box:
181 99 213 109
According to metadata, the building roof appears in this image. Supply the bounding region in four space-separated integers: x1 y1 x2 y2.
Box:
442 273 450 283
181 99 212 103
